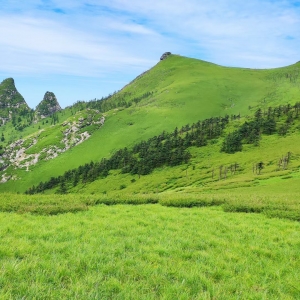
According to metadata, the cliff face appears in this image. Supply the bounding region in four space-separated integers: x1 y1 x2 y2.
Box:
35 91 61 118
0 78 30 120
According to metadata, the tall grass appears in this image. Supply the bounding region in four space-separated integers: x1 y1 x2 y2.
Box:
0 192 299 221
0 193 158 215
159 192 300 221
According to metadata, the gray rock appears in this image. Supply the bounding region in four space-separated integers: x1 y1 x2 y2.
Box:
160 52 171 61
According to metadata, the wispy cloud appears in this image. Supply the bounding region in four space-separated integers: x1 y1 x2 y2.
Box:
0 0 299 107
96 0 300 67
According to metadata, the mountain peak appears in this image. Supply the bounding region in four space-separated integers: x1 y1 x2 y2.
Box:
35 91 61 118
1 77 15 85
0 78 30 120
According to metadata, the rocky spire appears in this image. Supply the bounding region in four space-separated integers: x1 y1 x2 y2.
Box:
35 91 61 118
0 78 29 110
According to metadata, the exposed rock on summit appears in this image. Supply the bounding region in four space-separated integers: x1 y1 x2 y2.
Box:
35 91 61 118
160 52 171 61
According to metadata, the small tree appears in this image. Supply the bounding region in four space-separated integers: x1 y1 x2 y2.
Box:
262 118 276 135
221 131 242 153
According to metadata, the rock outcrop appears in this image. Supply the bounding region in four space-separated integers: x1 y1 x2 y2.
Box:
160 52 171 61
35 91 61 118
0 110 105 175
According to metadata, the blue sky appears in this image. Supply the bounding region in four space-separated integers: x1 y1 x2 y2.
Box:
0 0 299 108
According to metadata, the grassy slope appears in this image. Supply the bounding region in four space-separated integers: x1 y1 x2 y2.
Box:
65 116 300 220
0 205 299 299
1 55 300 192
73 130 300 196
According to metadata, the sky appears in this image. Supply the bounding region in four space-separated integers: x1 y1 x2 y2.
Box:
0 0 299 108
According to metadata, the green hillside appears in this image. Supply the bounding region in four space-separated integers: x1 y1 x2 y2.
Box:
1 55 300 193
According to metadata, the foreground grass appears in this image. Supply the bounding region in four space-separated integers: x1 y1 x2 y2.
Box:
0 204 299 299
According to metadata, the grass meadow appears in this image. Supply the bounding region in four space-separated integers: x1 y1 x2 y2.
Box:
0 203 299 299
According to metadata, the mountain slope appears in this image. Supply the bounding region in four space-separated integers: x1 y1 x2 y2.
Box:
26 101 300 198
1 54 300 193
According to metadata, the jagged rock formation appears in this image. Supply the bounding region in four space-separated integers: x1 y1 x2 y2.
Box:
0 78 30 123
35 91 61 118
160 52 171 61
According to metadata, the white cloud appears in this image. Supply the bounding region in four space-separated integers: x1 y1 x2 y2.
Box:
0 15 157 76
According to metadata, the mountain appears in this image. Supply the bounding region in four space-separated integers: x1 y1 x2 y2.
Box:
1 54 300 193
35 91 61 118
0 78 30 123
0 82 63 142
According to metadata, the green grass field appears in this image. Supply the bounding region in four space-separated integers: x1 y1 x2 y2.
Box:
0 204 299 299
